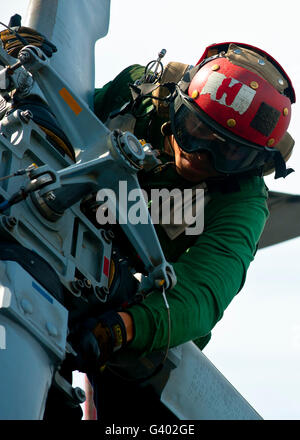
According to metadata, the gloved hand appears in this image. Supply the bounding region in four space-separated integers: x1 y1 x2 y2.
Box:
66 311 128 374
0 26 57 58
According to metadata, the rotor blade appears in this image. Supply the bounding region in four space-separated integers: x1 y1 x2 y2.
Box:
259 191 300 248
25 0 110 109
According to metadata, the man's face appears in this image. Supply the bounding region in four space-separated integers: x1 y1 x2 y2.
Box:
171 115 248 181
170 117 222 182
173 141 219 182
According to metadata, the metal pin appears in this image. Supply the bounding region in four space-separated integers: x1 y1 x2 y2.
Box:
46 321 58 337
20 298 33 314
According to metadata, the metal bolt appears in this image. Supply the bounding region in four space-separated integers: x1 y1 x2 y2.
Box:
211 64 220 71
101 229 114 243
72 279 84 290
46 191 56 201
72 387 86 404
2 216 17 230
83 278 92 289
250 81 259 90
70 279 84 296
107 230 115 240
19 110 33 123
18 51 31 64
267 138 275 147
227 118 237 128
46 321 58 337
95 285 109 302
20 298 33 314
155 279 165 288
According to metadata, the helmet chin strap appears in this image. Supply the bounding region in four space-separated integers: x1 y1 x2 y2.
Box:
273 149 294 179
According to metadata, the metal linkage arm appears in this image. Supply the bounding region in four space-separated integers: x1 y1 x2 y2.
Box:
15 47 176 290
17 45 111 161
27 129 176 290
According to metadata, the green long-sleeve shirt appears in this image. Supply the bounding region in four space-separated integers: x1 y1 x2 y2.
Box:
94 65 269 356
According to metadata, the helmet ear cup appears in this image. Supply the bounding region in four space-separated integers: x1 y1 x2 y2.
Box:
263 132 294 176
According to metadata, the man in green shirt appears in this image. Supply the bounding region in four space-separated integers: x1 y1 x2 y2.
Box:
1 29 295 419
77 42 295 420
90 43 294 352
0 21 295 422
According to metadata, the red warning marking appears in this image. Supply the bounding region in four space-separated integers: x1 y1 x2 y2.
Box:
103 256 110 277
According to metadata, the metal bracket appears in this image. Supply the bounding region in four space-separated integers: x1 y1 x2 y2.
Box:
52 371 86 408
10 47 177 291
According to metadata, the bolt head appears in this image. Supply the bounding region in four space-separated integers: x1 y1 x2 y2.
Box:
46 191 56 201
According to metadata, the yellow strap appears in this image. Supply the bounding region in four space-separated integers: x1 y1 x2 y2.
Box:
39 125 75 161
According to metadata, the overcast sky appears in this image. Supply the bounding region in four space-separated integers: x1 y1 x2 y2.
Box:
2 0 300 420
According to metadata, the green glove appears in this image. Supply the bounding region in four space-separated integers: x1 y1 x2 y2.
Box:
0 26 57 58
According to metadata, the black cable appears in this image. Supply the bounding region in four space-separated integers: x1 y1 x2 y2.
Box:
0 21 29 46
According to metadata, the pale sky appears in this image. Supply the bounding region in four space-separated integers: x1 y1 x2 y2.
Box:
2 0 300 420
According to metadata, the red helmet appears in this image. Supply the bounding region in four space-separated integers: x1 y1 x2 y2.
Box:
169 42 295 178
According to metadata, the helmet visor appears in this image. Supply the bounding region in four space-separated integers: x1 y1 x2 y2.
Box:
170 89 271 174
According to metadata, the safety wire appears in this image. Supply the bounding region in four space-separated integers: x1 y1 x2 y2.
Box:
161 283 171 364
0 166 34 182
0 164 38 213
0 21 29 46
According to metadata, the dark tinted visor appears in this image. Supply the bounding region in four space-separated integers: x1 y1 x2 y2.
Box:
170 89 271 174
